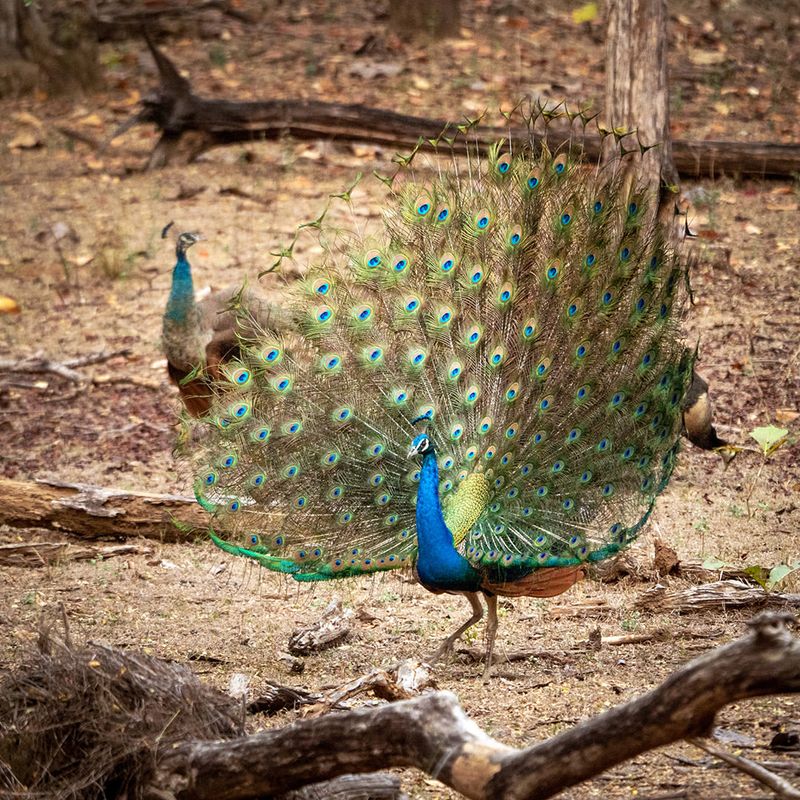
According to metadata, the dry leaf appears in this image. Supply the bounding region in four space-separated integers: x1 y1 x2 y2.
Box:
713 102 730 116
687 48 727 66
744 222 762 235
412 75 431 90
79 113 104 127
775 408 799 424
8 132 41 150
0 295 21 314
11 111 44 132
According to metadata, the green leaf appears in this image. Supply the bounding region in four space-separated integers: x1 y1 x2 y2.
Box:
702 557 728 570
743 564 769 589
767 563 796 589
749 425 789 456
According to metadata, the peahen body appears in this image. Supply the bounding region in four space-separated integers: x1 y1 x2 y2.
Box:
162 232 295 417
186 108 695 676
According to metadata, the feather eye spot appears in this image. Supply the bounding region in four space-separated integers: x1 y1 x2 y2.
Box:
316 307 333 323
475 209 491 230
602 483 615 497
636 297 646 312
283 464 300 478
602 291 613 305
521 463 532 476
536 486 548 498
568 302 579 317
295 496 308 509
249 534 259 546
547 265 559 280
539 397 551 411
576 385 589 402
551 460 565 474
505 382 519 401
634 402 647 418
368 443 386 458
415 196 431 216
222 455 237 469
439 253 457 273
509 231 521 246
620 247 631 262
554 158 566 174
366 251 382 268
450 424 464 440
232 368 250 385
404 296 420 312
611 340 622 355
533 431 545 446
576 343 587 359
322 450 341 467
560 211 572 226
622 446 635 460
659 303 669 318
264 347 281 362
610 392 625 407
253 427 270 442
638 455 650 469
585 253 596 267
338 512 353 525
562 498 575 511
593 199 603 214
203 471 217 486
597 438 611 452
312 278 330 296
629 202 639 216
465 447 478 461
355 305 374 323
497 154 512 173
479 417 493 434
392 255 409 272
484 447 496 460
566 428 581 443
435 204 450 223
505 425 518 439
470 268 484 284
368 347 383 363
641 352 653 368
274 536 284 546
465 386 480 404
580 470 593 483
328 485 343 499
334 406 353 423
252 473 266 487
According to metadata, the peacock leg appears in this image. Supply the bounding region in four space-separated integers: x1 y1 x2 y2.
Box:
482 593 499 681
427 592 484 664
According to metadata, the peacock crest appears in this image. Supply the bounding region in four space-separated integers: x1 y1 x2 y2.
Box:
186 102 693 596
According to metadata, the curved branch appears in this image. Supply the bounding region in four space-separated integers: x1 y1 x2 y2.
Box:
151 612 800 800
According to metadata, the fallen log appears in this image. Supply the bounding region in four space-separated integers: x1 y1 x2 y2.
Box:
115 37 800 178
0 476 206 542
635 579 800 613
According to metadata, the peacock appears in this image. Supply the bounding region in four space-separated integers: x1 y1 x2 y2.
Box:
162 228 295 417
185 106 696 677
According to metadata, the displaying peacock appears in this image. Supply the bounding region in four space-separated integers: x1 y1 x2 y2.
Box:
186 106 695 677
162 228 295 416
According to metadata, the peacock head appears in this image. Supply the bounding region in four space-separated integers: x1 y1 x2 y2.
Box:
176 231 202 258
408 432 435 459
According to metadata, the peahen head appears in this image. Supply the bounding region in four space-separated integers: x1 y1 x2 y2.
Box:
408 432 435 459
176 231 202 259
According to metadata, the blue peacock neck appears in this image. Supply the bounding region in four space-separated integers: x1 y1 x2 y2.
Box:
165 249 196 324
415 449 482 592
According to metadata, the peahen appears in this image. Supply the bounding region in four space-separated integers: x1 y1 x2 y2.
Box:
186 108 695 676
162 229 295 416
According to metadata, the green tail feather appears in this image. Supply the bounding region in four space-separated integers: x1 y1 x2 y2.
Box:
186 103 692 581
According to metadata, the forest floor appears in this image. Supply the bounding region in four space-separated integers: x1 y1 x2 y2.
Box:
1 0 799 797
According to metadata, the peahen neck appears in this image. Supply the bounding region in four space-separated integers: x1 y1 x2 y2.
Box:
165 249 196 324
415 450 482 592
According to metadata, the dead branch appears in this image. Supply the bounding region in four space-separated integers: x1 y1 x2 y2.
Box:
689 738 800 799
0 477 207 542
280 774 406 800
150 612 800 800
635 580 800 613
288 597 353 656
120 38 800 178
0 349 132 383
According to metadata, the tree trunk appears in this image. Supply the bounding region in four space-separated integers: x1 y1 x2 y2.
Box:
605 0 677 213
388 0 461 40
0 0 99 97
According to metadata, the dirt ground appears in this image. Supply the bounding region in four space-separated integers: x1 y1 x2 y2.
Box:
1 1 799 797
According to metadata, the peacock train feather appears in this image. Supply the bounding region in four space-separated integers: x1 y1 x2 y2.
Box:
185 103 694 676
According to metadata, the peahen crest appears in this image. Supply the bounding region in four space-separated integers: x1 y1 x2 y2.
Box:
187 103 692 591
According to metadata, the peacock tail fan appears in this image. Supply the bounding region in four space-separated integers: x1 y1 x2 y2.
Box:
186 101 693 584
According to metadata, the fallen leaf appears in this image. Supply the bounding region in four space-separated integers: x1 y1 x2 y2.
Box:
712 101 730 116
744 222 762 235
571 2 598 24
8 132 41 150
687 48 727 66
79 113 104 127
0 295 21 313
775 408 799 424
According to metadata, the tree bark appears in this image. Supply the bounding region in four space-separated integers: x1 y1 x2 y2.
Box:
149 612 800 800
605 0 677 192
0 477 207 542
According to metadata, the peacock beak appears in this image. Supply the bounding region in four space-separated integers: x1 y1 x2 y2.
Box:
407 444 420 459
